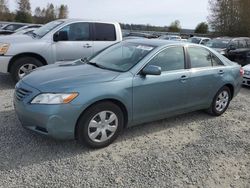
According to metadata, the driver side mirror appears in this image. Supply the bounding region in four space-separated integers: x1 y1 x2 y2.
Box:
141 65 161 76
53 31 68 42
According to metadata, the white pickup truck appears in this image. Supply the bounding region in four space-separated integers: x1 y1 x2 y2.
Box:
0 19 122 82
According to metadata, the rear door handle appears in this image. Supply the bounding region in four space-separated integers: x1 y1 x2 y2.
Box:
83 44 92 48
180 75 188 82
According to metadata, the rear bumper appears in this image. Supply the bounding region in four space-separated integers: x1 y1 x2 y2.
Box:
0 55 12 73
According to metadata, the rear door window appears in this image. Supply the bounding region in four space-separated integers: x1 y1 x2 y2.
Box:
188 47 212 68
188 47 224 68
237 40 247 48
94 23 116 41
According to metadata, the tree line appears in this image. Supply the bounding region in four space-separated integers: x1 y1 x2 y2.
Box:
208 0 250 37
0 0 68 24
121 20 209 34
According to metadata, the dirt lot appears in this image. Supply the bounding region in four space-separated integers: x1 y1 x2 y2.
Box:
0 73 249 188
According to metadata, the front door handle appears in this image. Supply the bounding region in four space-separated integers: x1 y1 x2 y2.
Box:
218 70 224 75
83 44 92 48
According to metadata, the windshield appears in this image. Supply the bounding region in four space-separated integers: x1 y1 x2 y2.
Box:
33 20 64 38
90 42 155 72
206 39 230 49
187 37 201 44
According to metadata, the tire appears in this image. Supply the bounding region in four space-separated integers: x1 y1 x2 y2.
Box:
207 86 231 116
10 57 44 83
76 102 124 148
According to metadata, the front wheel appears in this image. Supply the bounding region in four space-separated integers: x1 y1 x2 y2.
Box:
76 102 124 148
207 86 231 116
10 57 44 82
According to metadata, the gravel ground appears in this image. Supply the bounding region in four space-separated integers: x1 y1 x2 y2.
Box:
0 73 249 188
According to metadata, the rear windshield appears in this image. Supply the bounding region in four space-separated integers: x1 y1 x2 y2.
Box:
187 37 201 44
206 39 230 49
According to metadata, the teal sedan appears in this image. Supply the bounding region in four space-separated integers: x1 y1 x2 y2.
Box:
14 39 243 148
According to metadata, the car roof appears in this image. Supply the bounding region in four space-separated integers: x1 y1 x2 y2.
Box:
125 39 185 47
56 18 119 25
191 36 210 39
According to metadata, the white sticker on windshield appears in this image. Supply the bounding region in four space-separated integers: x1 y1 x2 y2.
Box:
136 45 154 51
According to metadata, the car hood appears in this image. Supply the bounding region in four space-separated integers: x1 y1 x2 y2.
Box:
243 64 250 71
21 60 121 92
0 34 35 43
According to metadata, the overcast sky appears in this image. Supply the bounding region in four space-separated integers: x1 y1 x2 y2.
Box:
8 0 209 29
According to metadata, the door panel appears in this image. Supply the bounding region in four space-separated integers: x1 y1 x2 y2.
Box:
133 71 190 123
54 41 93 61
188 68 224 107
186 46 225 107
53 22 93 61
132 46 188 123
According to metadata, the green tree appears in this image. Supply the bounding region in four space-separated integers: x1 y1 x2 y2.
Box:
58 5 68 19
44 3 56 23
0 0 13 21
168 20 181 32
15 0 32 23
194 22 209 34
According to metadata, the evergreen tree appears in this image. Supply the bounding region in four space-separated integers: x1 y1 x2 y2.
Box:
58 5 68 19
15 0 32 23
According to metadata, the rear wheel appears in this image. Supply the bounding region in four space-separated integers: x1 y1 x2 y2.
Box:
10 57 44 82
76 102 124 148
207 86 231 116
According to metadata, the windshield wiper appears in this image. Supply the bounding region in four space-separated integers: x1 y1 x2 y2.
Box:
31 32 41 38
81 58 122 72
87 62 108 69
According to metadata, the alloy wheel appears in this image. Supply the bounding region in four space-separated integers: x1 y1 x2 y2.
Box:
18 64 37 79
215 90 229 112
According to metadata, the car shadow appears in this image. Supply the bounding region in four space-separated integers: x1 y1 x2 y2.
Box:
0 108 215 171
0 73 15 90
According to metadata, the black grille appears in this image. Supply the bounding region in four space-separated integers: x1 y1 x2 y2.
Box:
15 88 32 101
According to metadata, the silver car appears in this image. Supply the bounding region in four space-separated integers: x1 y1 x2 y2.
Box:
0 19 122 82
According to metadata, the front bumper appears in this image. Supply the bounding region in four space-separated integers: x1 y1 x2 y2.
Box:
242 75 250 86
14 81 83 140
0 55 12 73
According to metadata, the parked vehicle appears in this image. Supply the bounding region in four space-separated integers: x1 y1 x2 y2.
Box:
125 32 156 39
242 64 250 86
13 24 42 33
0 23 28 35
187 37 210 45
0 19 122 82
14 39 243 148
206 37 250 66
12 27 39 35
158 35 182 41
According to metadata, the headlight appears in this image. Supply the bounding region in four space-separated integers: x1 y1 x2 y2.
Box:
31 93 78 104
0 43 10 55
244 70 250 75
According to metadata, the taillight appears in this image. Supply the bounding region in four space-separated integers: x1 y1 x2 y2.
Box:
240 67 244 76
